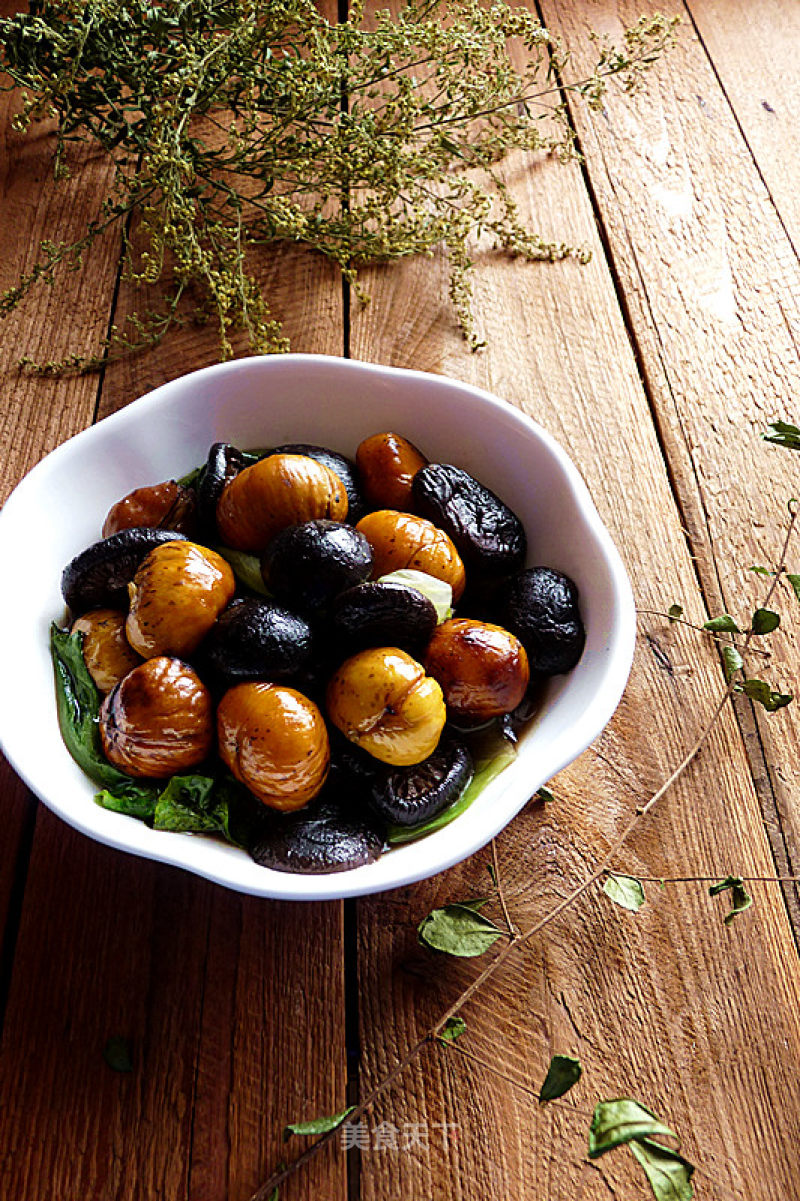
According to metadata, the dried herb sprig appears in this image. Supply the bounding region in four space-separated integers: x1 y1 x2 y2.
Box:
0 0 676 367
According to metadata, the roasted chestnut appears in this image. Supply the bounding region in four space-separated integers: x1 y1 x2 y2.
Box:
102 480 197 538
367 734 473 826
126 541 235 658
200 598 314 687
99 656 214 777
355 510 466 601
424 618 529 720
71 608 142 693
217 683 330 811
498 566 585 675
61 527 186 614
412 463 526 578
271 443 366 522
262 519 373 612
330 580 438 655
356 432 427 511
326 646 446 766
249 796 384 873
216 453 348 551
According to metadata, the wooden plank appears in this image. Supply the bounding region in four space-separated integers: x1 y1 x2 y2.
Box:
538 0 800 908
0 6 349 1199
346 4 800 1199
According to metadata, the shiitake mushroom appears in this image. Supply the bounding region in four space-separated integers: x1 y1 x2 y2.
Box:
249 794 384 874
196 442 251 536
330 580 438 655
412 463 526 579
498 566 585 675
366 734 473 827
200 598 314 687
262 519 373 612
271 443 366 522
61 527 186 614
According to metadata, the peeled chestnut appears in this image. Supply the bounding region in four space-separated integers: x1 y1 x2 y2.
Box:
71 608 142 693
424 618 530 720
271 443 366 522
99 657 214 777
355 510 466 602
356 432 427 511
216 454 348 551
126 541 235 658
326 646 446 766
102 481 197 538
217 683 330 811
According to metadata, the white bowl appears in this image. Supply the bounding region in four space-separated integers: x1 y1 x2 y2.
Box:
0 355 634 899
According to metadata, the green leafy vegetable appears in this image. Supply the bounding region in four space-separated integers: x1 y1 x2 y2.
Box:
750 608 780 635
589 1099 677 1158
439 1016 467 1043
703 614 739 633
629 1137 695 1201
603 874 646 913
215 546 271 596
764 420 800 450
538 1054 582 1103
103 1036 133 1073
378 569 453 623
735 679 793 712
722 645 744 680
418 903 504 957
709 876 753 925
787 573 800 602
284 1107 355 1140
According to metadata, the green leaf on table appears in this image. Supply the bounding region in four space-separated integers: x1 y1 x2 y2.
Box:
284 1106 355 1140
603 874 646 913
439 1016 467 1043
703 613 739 633
764 420 800 450
538 1054 582 1103
535 786 555 803
418 903 504 957
786 573 800 602
709 876 753 925
103 1036 133 1073
486 860 498 887
630 1137 695 1201
589 1099 677 1158
750 608 780 635
750 566 774 577
667 603 683 622
735 679 793 712
722 645 744 680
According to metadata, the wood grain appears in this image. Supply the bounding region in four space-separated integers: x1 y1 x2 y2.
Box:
348 3 800 1198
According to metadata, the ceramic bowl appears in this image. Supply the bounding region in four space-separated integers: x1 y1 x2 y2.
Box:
0 355 635 899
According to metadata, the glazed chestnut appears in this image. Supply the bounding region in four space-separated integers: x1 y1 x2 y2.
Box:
196 442 251 535
250 796 383 874
424 618 529 720
367 735 473 827
126 541 235 659
262 519 373 612
61 527 186 614
412 463 526 579
99 656 214 777
71 608 142 693
355 510 466 602
216 454 348 551
326 646 446 766
201 598 314 687
102 481 197 538
271 443 366 522
356 432 427 511
498 566 585 675
217 683 330 811
330 580 438 655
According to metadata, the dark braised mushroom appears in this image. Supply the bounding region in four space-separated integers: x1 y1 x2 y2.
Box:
196 442 250 536
262 519 373 612
201 598 314 687
249 795 384 874
498 566 585 675
412 463 526 579
271 443 366 522
330 580 437 655
366 734 472 827
61 527 186 614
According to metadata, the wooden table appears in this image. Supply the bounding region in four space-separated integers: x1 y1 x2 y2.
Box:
3 2 800 1198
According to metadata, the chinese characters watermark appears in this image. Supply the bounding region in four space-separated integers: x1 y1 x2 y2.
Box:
340 1120 459 1152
